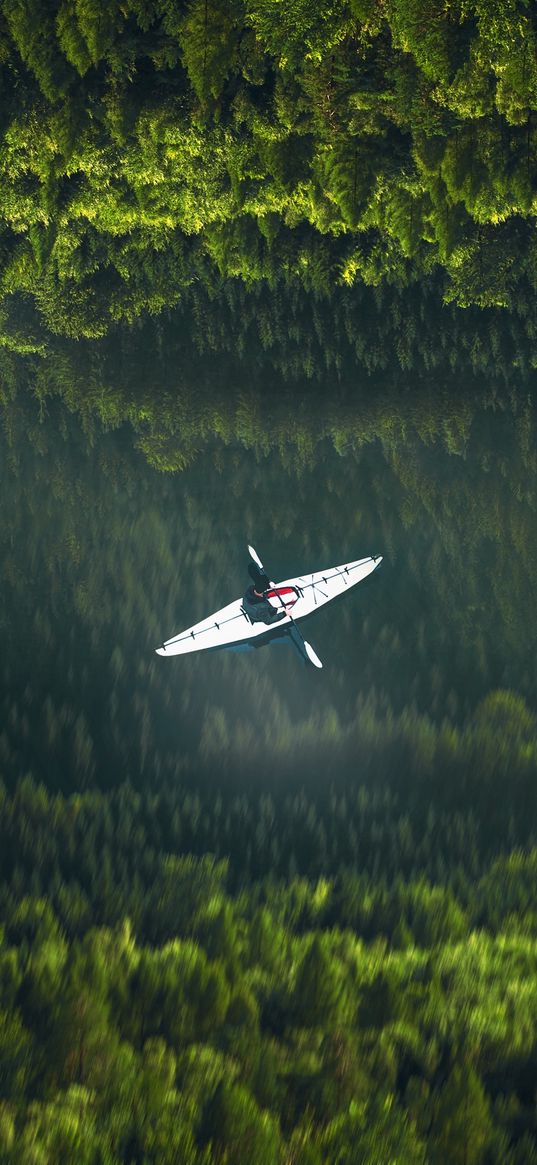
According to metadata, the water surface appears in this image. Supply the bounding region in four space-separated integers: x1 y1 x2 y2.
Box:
2 365 536 798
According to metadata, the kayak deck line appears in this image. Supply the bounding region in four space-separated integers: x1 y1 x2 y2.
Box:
164 608 248 648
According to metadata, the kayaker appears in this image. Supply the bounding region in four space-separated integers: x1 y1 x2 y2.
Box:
242 566 287 624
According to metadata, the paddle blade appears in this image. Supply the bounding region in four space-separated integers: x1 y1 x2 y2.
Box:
248 544 264 571
304 641 323 669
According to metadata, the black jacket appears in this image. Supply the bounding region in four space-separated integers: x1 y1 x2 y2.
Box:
242 584 282 624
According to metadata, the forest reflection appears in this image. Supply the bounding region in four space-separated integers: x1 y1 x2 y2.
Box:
2 344 536 825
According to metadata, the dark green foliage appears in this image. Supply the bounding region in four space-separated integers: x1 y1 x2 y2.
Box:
293 936 344 1028
428 1063 493 1165
0 1009 33 1098
357 971 400 1031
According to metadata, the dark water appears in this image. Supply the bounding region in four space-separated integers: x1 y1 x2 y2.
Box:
2 367 537 795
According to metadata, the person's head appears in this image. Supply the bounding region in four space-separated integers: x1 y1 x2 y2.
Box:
248 563 270 591
253 585 265 596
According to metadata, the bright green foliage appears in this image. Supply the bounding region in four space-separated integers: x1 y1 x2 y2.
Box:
199 1078 280 1164
322 1094 426 1164
0 804 536 1159
0 0 535 331
245 0 350 69
12 1088 109 1165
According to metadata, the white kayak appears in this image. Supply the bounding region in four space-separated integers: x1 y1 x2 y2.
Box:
156 554 382 658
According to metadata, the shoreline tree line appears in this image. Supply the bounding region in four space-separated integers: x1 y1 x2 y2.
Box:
0 0 535 336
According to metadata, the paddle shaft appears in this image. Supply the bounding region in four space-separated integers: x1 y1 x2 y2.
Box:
248 545 322 668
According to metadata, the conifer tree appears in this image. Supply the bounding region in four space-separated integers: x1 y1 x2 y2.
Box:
293 935 344 1028
428 1063 493 1165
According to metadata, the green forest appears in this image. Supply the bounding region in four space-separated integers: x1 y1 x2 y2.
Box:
2 1 537 1163
2 783 537 1165
0 0 536 339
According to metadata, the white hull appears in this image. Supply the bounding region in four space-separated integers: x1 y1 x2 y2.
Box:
156 556 382 658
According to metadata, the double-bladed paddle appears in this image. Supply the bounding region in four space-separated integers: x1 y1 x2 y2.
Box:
248 544 323 669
